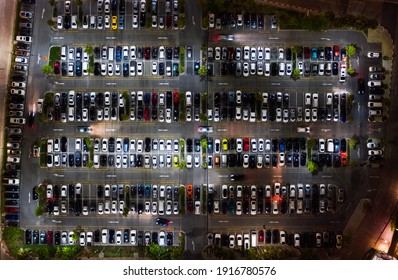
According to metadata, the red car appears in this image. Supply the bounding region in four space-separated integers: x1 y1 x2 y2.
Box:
144 108 150 121
304 47 310 59
47 230 53 245
333 45 340 61
151 92 158 106
341 152 347 166
173 91 179 103
144 47 151 60
258 230 264 243
187 200 193 213
53 61 60 75
243 138 250 151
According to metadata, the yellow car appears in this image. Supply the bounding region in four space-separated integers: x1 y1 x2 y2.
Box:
112 16 118 30
222 138 228 151
173 155 179 167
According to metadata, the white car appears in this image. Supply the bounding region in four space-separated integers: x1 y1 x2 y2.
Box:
137 62 143 76
57 16 63 29
367 52 381 58
368 80 382 87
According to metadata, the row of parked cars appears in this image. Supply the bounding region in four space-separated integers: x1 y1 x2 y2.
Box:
209 91 346 123
4 7 37 225
215 183 343 215
10 10 36 126
57 0 180 31
366 138 384 166
209 230 342 249
365 64 385 122
209 13 277 30
25 228 175 247
208 45 346 78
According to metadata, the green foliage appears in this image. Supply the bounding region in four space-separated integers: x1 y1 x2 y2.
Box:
202 14 209 28
198 65 208 76
49 46 61 62
2 227 23 245
42 64 53 75
348 139 357 149
47 19 56 27
120 113 129 121
179 161 186 169
35 207 45 216
201 92 208 114
84 45 93 55
179 46 185 73
177 16 185 28
292 68 301 80
55 246 83 260
278 9 378 31
347 67 356 75
48 0 55 6
346 45 356 57
291 45 303 54
44 92 55 109
76 0 83 6
307 139 316 150
199 113 208 122
307 160 318 174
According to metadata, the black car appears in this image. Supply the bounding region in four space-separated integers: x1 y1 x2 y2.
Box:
159 62 165 76
54 231 61 245
357 79 365 95
155 217 170 227
332 62 339 75
12 74 26 81
194 60 200 75
64 15 71 29
25 229 32 245
167 232 173 246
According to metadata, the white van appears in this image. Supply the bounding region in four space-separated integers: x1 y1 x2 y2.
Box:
368 102 382 108
68 107 75 121
94 154 99 168
221 154 228 167
61 46 67 60
250 231 257 247
186 91 192 107
207 109 213 120
158 200 164 215
16 36 32 43
108 47 114 61
327 139 334 152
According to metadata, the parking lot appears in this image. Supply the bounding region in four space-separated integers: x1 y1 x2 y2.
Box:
2 0 388 256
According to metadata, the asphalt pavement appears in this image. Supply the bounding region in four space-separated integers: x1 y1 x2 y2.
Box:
3 0 397 259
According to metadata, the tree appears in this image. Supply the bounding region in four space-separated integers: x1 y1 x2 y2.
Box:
48 0 55 6
307 160 318 174
47 19 55 27
292 68 300 80
346 45 356 57
84 45 93 55
348 139 357 149
347 67 356 75
42 65 53 75
198 65 208 76
76 0 83 6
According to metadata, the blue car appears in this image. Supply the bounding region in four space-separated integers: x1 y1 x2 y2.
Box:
145 184 151 198
118 15 124 30
311 47 317 60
